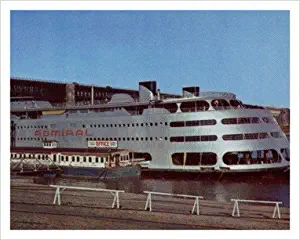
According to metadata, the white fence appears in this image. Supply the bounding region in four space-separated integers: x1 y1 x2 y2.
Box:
231 199 282 219
144 191 204 215
49 185 124 209
48 185 284 219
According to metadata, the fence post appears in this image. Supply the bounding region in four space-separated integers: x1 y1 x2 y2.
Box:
57 187 61 205
111 192 117 208
144 192 152 211
272 203 281 219
192 198 197 215
116 191 120 209
196 197 200 215
53 187 61 205
232 200 240 217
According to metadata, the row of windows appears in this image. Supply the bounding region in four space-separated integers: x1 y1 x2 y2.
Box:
16 116 275 130
17 125 48 129
76 91 110 98
12 85 43 93
16 131 283 142
16 122 170 130
10 153 111 163
87 137 168 141
11 153 49 160
86 122 168 128
60 155 108 163
221 117 274 125
211 99 244 110
17 137 44 141
171 148 287 166
17 136 169 141
172 152 217 166
223 150 282 165
222 132 283 141
170 119 216 127
11 148 288 166
170 135 218 142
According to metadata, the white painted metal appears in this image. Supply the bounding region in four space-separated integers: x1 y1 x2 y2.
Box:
231 199 282 219
50 185 124 209
144 191 203 215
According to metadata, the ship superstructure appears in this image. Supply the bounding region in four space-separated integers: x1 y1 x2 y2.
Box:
10 81 290 173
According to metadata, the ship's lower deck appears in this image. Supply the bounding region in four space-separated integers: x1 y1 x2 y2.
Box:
10 146 289 175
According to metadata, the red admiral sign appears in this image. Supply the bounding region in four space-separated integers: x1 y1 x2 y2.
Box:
34 129 91 137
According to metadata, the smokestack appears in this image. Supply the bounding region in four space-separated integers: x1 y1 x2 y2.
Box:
182 86 200 98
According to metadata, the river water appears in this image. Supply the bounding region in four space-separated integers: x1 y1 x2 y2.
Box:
101 175 290 207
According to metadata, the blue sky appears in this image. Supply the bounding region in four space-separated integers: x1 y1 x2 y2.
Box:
11 11 289 107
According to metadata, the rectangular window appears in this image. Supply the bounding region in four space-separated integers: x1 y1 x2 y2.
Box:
170 121 185 127
244 133 259 140
185 136 200 142
186 121 199 127
170 136 184 142
223 134 243 141
201 135 217 141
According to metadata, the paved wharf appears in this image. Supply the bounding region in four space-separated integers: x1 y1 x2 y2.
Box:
10 176 289 230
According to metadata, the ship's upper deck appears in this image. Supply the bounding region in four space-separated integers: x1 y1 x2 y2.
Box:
10 80 264 114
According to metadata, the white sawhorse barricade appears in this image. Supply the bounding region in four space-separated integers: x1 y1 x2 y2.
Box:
50 185 124 209
144 191 204 215
231 199 282 219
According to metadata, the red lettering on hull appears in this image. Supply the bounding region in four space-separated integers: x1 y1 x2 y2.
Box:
34 130 41 137
66 130 74 136
50 130 61 136
34 129 90 137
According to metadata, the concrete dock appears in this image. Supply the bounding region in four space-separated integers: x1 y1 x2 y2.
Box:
10 176 290 230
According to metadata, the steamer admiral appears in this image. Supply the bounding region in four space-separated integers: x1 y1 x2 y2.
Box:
10 81 290 175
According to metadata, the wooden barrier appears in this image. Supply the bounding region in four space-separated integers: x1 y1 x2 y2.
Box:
50 185 124 209
144 191 204 215
231 199 282 219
